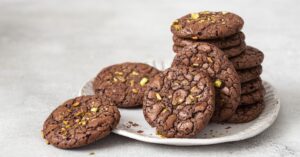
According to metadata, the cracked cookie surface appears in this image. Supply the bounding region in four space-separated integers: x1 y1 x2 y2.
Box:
171 43 241 122
93 62 160 108
171 11 244 39
42 96 120 149
143 67 215 138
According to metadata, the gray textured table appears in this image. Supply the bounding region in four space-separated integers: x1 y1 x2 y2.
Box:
0 0 299 156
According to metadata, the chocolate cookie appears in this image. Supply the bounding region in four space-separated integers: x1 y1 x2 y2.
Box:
230 46 264 70
93 62 160 108
143 67 215 138
42 96 120 149
241 87 265 105
173 41 246 58
171 43 241 122
171 11 244 39
172 32 245 49
222 41 246 58
241 77 263 94
226 101 265 123
237 65 263 83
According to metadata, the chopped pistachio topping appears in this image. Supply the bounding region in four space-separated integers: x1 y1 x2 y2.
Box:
80 120 86 126
113 77 118 82
139 77 149 86
207 57 213 63
75 111 83 117
173 24 182 31
201 11 211 14
62 120 68 125
132 88 138 94
190 13 199 19
162 108 168 113
192 63 199 67
131 71 139 76
116 76 126 82
65 125 71 129
173 19 179 24
91 107 98 112
214 79 222 88
222 11 228 15
130 80 134 87
114 71 123 75
72 102 80 107
155 93 162 100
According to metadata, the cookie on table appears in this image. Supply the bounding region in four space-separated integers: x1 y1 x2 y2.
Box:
241 87 265 105
42 96 120 149
230 46 264 70
237 65 263 83
241 77 263 94
171 42 241 122
171 11 244 39
172 32 245 49
226 101 265 123
93 62 160 108
143 67 215 138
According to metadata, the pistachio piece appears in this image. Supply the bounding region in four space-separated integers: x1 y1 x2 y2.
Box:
190 13 199 19
72 102 80 107
114 71 123 75
155 93 162 100
140 77 149 86
131 71 139 76
130 80 134 87
91 107 98 113
207 57 213 63
132 88 138 94
214 79 222 88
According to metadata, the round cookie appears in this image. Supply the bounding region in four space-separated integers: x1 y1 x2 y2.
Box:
171 42 241 122
42 96 120 149
230 46 264 70
237 65 263 83
143 67 215 138
172 32 245 49
93 62 160 108
226 101 265 123
241 77 263 94
222 41 246 58
171 11 244 39
241 87 265 105
173 41 246 58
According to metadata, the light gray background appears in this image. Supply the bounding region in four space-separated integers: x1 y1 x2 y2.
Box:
0 0 299 156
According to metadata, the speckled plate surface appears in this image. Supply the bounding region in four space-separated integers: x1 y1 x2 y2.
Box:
79 60 280 146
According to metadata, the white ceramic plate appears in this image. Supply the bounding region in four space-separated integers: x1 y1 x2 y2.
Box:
79 60 280 146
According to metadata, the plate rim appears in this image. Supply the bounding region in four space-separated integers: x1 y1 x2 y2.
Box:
79 80 280 146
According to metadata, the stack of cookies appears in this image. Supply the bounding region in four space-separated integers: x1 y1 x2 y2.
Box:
42 11 267 148
171 11 265 123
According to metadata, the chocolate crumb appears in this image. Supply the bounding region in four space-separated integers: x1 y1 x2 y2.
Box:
137 130 144 134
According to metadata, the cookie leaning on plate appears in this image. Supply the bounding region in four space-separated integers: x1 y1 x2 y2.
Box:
171 42 241 122
42 96 120 149
93 62 160 108
143 66 215 138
